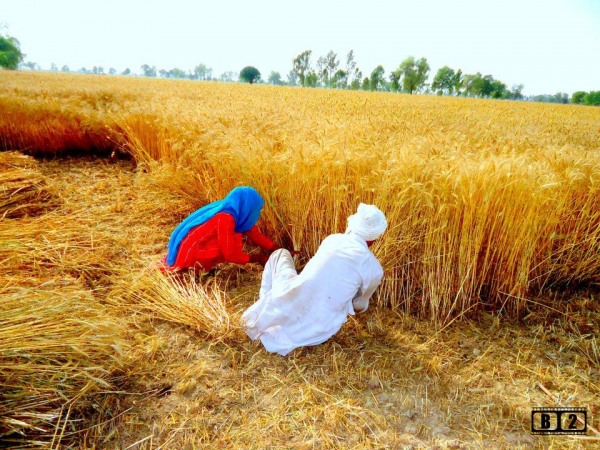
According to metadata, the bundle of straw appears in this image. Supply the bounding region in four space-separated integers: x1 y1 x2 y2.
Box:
0 152 57 218
0 284 127 448
0 213 115 284
112 269 236 340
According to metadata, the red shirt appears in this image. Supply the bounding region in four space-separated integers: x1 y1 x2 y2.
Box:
171 212 275 270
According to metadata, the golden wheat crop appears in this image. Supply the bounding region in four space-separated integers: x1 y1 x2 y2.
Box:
1 71 599 322
1 71 599 448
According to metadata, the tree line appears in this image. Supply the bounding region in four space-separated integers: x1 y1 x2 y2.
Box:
1 35 598 106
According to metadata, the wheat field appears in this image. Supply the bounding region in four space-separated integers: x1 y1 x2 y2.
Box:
0 71 599 448
2 71 599 319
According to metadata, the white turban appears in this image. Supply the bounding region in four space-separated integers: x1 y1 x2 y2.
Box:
346 203 387 241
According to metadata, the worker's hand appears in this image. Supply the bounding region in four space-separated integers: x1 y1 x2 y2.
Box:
249 253 270 267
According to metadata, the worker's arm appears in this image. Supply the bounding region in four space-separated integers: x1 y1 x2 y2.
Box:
352 269 383 313
245 226 277 251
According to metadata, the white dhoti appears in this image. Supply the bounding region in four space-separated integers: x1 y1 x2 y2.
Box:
258 249 298 301
242 233 384 356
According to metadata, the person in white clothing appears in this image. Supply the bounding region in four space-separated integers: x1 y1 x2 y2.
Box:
241 203 387 356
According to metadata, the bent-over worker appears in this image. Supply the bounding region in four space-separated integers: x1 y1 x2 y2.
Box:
161 186 281 272
242 203 387 356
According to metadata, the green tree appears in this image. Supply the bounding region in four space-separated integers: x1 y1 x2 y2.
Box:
324 51 339 88
490 79 507 99
287 70 298 86
389 70 401 92
121 68 130 76
141 64 156 77
369 65 385 91
510 84 524 100
479 75 495 97
452 69 463 95
316 55 327 87
292 50 312 87
305 71 318 87
584 91 600 106
331 69 347 89
571 91 587 104
557 92 570 104
267 71 283 85
168 68 187 79
219 71 237 82
240 66 261 84
462 73 478 96
61 65 70 73
349 75 361 90
193 63 212 80
531 93 569 104
464 73 494 97
23 61 39 71
361 77 370 91
345 50 361 89
431 66 456 95
0 35 23 70
396 56 430 94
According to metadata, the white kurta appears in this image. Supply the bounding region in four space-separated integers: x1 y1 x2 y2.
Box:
241 232 384 356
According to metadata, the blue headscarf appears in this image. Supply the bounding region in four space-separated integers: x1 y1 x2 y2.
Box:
166 186 264 266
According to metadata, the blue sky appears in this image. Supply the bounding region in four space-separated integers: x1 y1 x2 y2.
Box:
2 0 599 95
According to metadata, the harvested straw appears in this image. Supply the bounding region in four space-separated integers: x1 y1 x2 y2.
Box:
0 152 57 218
112 268 236 340
0 283 127 448
0 213 116 286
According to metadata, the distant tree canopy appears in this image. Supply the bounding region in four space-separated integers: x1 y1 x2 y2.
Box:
267 71 283 85
22 61 40 71
316 50 339 88
361 77 370 91
0 36 24 70
461 73 513 99
286 70 298 86
510 84 524 100
432 66 462 95
141 64 156 77
583 91 600 106
219 71 237 82
345 50 361 90
305 71 318 88
9 37 596 106
394 56 430 94
530 92 570 104
168 68 187 79
572 91 587 104
369 65 385 91
571 91 600 106
240 66 261 84
193 63 212 81
292 50 312 87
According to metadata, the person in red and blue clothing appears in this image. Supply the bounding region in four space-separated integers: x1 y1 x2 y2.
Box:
161 186 282 272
